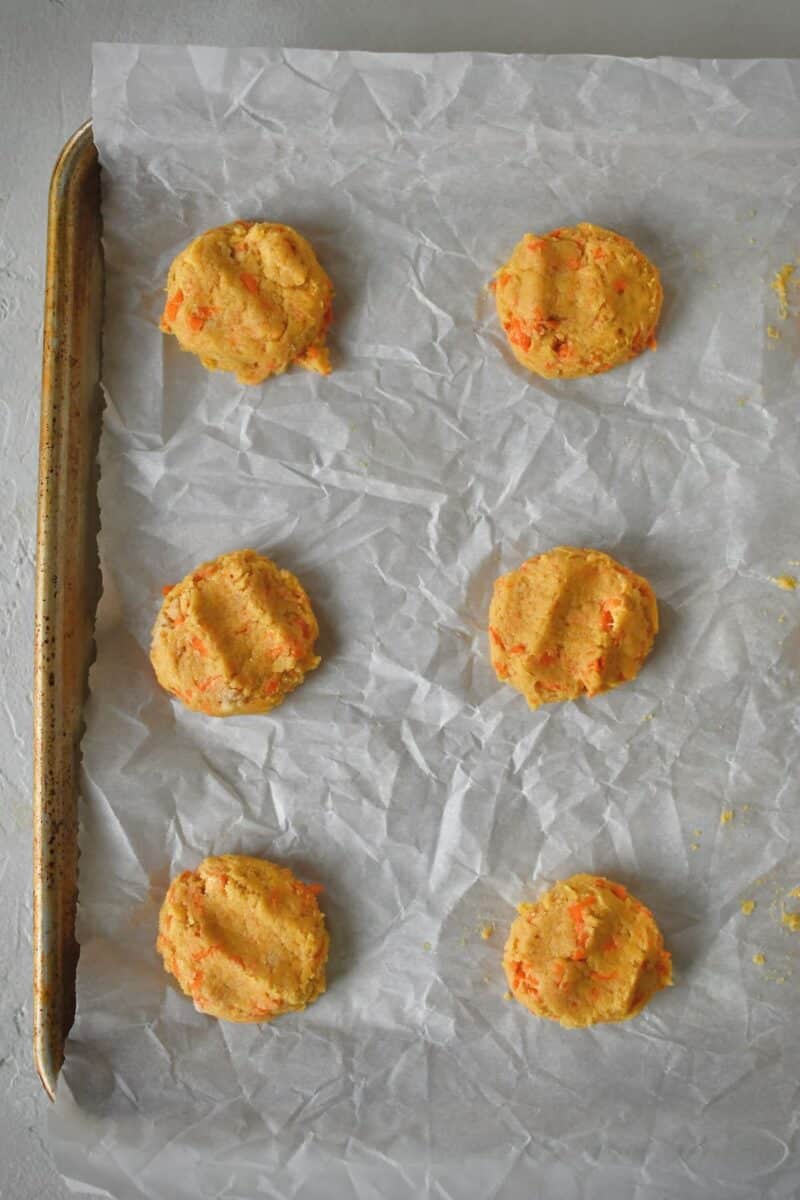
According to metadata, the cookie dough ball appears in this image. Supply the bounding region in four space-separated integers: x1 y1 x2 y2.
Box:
493 223 662 378
160 220 333 384
489 546 657 709
151 548 320 717
157 855 329 1023
504 874 672 1028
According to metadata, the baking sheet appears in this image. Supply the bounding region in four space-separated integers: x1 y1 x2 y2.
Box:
51 46 800 1199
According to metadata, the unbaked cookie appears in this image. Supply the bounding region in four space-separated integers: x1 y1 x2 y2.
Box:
492 223 662 378
151 548 320 717
503 873 672 1028
157 854 329 1023
160 220 333 384
489 546 657 709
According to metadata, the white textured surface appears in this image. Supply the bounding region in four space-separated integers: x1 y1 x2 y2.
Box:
4 5 800 1200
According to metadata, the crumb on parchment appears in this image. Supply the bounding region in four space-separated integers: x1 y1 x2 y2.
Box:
753 953 766 966
720 809 735 826
771 263 795 319
781 912 800 933
480 923 495 940
741 900 756 916
767 325 781 339
772 574 798 591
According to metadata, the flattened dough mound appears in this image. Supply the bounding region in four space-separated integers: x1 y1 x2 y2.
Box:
157 854 329 1023
489 546 658 709
504 873 672 1028
493 223 662 378
160 220 333 384
151 548 320 717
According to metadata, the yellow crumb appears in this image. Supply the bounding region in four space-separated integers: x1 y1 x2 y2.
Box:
778 614 787 623
741 899 756 915
423 941 432 952
480 923 495 940
642 713 654 722
689 843 700 852
772 574 798 591
767 325 781 339
736 395 748 407
693 829 702 837
503 990 513 1001
790 886 800 898
720 809 735 825
781 912 800 933
771 264 795 320
752 953 766 966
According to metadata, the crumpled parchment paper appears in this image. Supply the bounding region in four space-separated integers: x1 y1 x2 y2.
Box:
50 45 800 1200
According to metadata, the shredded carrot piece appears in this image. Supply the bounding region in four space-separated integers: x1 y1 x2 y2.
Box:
264 678 281 695
497 272 512 287
568 894 597 955
607 882 628 901
556 341 574 360
487 279 497 292
190 970 204 990
647 332 658 351
513 962 540 994
600 604 615 632
566 256 581 270
505 317 532 351
241 272 260 295
612 278 627 294
592 246 607 261
496 663 509 679
591 969 617 981
191 636 209 657
191 944 221 963
602 937 619 954
509 643 526 655
527 238 545 252
594 656 606 672
489 627 506 651
188 306 214 332
305 882 324 895
538 650 557 666
161 583 175 596
164 289 184 324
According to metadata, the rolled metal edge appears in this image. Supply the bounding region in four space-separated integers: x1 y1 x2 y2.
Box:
33 121 104 1099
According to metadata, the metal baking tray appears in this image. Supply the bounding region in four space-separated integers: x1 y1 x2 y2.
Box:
33 120 104 1099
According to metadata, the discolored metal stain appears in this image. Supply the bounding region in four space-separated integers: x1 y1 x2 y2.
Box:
34 121 104 1100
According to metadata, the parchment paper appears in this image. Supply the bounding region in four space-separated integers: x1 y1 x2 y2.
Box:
51 46 800 1199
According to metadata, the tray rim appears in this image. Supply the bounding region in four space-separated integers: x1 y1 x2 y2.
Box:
34 118 103 1100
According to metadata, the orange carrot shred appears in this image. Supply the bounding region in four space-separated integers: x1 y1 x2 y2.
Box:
241 272 260 295
161 583 175 596
164 289 184 324
188 306 214 332
306 882 324 895
191 636 209 657
489 627 506 651
613 278 627 294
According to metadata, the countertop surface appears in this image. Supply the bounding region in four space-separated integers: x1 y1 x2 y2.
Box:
4 3 800 1198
